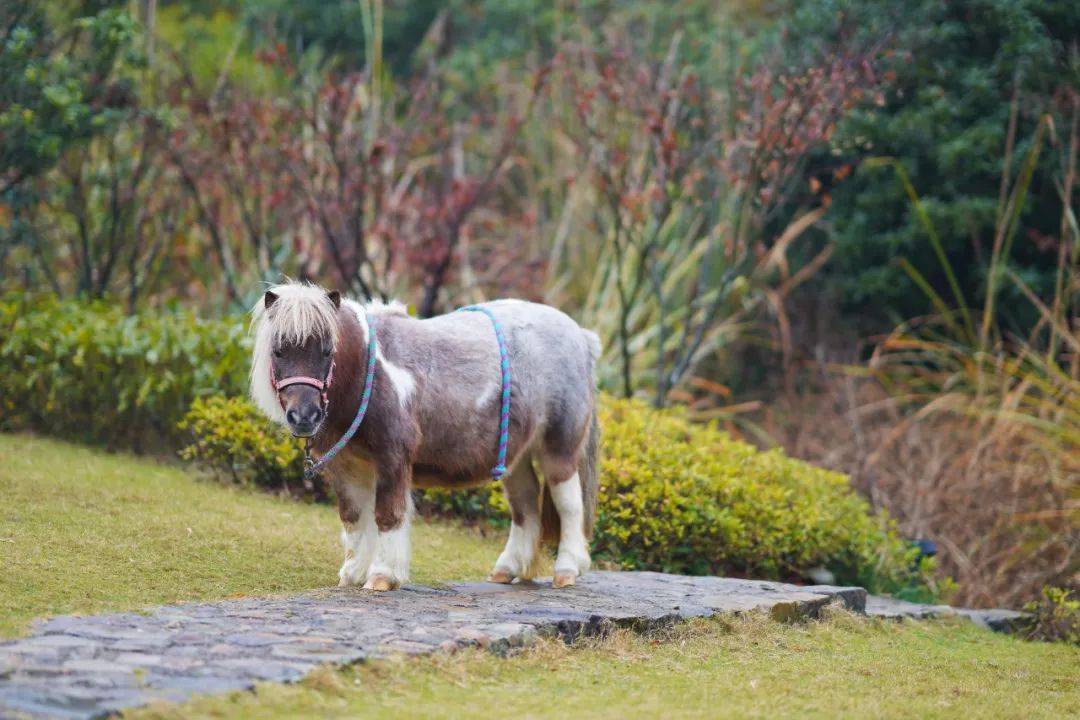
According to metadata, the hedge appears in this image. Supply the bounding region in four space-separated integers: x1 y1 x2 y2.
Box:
180 394 934 598
0 295 248 450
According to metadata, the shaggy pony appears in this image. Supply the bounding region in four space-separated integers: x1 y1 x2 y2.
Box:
250 282 601 591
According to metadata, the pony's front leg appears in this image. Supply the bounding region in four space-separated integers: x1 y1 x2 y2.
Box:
363 462 413 592
331 472 377 587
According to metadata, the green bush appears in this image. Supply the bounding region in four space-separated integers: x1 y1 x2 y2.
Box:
0 294 248 450
594 398 933 597
178 396 305 493
1022 587 1080 645
179 393 934 597
414 484 510 526
780 0 1077 330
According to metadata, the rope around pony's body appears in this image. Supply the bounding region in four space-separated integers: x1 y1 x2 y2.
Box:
458 305 512 480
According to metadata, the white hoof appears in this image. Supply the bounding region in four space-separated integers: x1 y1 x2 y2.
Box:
555 546 591 577
363 574 399 592
552 571 577 588
488 568 515 584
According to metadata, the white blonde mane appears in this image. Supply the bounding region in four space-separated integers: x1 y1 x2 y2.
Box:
365 298 409 317
250 282 341 422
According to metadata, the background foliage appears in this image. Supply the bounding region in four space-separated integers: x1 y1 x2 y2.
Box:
0 0 1076 607
782 0 1078 331
0 295 247 449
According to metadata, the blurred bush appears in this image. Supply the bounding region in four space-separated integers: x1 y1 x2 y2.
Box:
1 1 140 202
1022 587 1080 645
781 0 1078 330
178 396 305 493
0 295 248 450
179 392 935 598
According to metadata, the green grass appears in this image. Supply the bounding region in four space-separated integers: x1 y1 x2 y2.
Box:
0 433 504 638
130 613 1079 720
3 433 1076 720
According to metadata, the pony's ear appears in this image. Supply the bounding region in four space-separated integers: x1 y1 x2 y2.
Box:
264 290 279 309
326 290 341 309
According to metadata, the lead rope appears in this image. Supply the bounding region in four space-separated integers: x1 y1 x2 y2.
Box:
459 305 511 479
304 313 378 480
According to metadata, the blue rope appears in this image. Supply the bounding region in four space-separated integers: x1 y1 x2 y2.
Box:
304 313 378 478
459 305 511 479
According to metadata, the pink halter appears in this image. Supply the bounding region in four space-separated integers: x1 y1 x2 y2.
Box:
271 359 335 408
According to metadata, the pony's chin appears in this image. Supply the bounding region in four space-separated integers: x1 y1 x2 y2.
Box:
287 423 321 438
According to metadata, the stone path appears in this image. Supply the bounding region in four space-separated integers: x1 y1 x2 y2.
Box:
0 571 1025 719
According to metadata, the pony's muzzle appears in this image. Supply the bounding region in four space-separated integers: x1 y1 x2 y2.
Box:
286 406 324 436
280 387 325 437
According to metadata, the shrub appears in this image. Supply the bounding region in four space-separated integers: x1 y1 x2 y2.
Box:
179 393 933 597
0 294 248 450
1022 587 1080 646
414 485 510 527
594 397 931 597
178 396 306 495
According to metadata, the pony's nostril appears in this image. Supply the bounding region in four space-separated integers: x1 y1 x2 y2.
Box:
288 407 322 427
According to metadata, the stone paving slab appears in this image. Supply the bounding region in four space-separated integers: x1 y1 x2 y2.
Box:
864 595 1026 632
0 571 1023 719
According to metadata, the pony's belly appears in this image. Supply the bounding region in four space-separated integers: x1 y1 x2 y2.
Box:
412 464 492 490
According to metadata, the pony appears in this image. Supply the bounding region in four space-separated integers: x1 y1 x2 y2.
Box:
250 282 601 591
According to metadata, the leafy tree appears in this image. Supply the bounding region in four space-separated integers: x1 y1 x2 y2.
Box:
0 1 141 288
0 1 139 197
780 0 1079 332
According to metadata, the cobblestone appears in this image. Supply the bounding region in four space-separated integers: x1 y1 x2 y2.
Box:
0 571 1026 719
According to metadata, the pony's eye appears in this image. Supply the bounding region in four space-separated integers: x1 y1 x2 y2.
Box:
273 349 283 358
322 347 332 357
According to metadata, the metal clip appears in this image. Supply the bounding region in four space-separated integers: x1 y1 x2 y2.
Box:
302 438 319 481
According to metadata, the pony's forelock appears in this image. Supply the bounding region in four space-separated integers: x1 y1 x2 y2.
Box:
251 282 340 348
249 282 340 423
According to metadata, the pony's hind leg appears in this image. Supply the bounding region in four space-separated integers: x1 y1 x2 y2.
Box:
489 459 543 583
539 452 591 588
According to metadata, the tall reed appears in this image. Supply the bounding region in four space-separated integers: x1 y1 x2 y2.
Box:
860 95 1079 605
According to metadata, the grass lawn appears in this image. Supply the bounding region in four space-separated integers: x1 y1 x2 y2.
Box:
2 433 1077 719
0 433 505 638
132 613 1079 720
